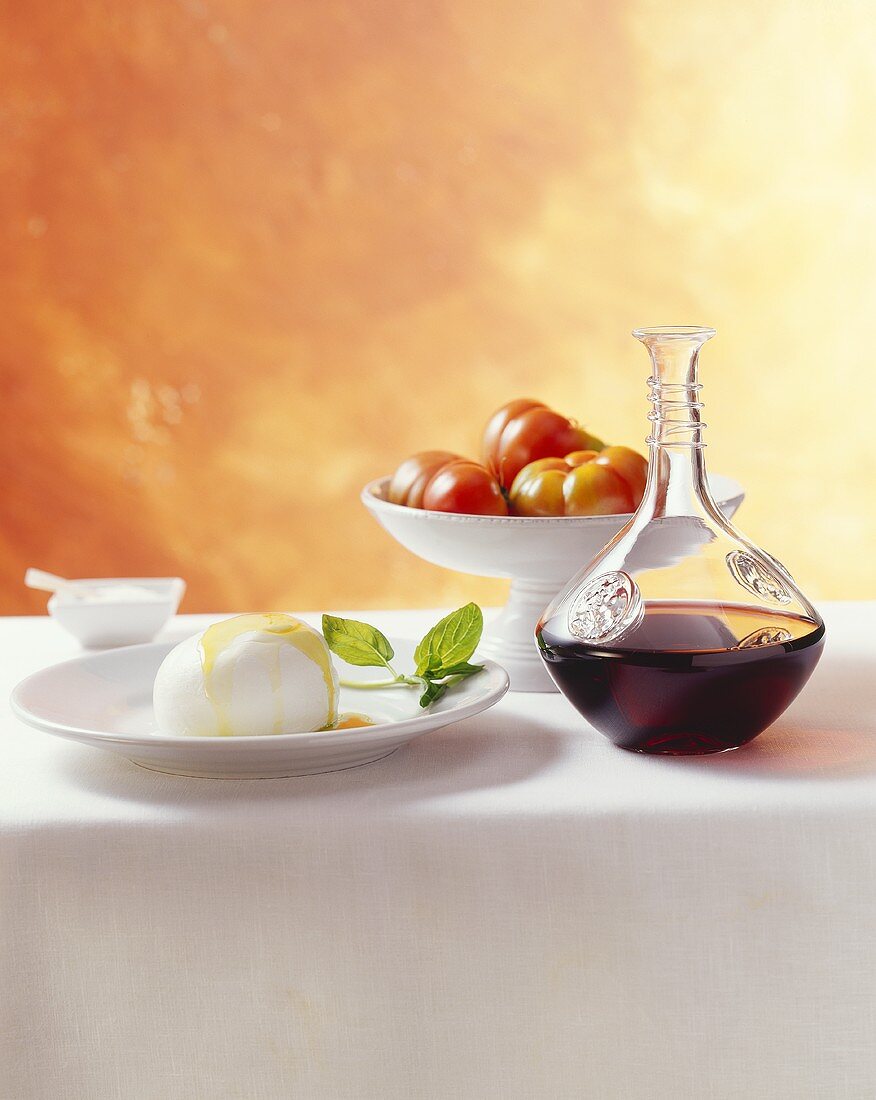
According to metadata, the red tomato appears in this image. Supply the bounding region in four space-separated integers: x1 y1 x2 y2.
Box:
482 399 605 489
482 398 543 474
422 460 509 516
388 450 460 508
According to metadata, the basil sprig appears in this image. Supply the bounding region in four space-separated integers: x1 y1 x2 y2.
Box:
321 615 395 668
322 604 485 708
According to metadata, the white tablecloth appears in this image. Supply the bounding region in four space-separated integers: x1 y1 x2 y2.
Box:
2 604 875 1100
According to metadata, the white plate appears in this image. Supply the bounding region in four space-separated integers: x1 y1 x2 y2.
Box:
11 637 510 779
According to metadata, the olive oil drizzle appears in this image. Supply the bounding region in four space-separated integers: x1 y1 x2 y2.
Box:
198 613 338 736
331 713 374 729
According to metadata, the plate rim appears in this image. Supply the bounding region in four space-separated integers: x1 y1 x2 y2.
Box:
10 638 511 751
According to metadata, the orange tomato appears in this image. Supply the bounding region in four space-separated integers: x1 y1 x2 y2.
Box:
509 446 647 517
564 449 600 467
593 446 648 501
563 463 634 516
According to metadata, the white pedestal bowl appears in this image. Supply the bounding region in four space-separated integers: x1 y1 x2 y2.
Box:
362 475 745 692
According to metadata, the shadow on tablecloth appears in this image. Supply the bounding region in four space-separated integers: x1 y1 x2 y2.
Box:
44 654 876 800
665 654 876 779
46 709 573 810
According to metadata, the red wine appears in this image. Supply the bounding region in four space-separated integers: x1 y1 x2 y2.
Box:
537 602 825 755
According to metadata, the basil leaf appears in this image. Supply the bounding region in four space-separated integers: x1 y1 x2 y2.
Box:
414 604 484 677
427 661 484 679
419 679 449 708
321 614 395 668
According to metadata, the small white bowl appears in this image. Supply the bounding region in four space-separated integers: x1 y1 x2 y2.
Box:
48 577 186 648
362 475 745 692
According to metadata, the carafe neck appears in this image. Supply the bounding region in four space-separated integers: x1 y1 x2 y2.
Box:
633 326 718 519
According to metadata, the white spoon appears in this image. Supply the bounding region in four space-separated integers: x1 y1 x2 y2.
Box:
24 569 156 602
24 569 81 595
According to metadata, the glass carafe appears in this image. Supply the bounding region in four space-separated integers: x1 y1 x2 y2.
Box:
537 326 824 755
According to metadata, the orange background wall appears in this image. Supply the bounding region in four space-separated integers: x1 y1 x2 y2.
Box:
4 0 875 615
